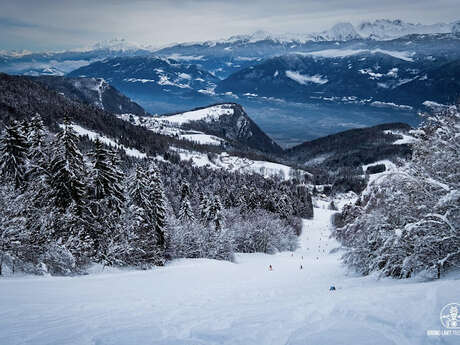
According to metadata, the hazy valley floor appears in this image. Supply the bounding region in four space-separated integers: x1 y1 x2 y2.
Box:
0 206 458 345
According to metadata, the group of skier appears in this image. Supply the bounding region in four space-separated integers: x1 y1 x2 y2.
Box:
268 253 335 291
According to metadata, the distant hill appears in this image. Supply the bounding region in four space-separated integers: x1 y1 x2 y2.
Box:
123 103 283 154
67 56 219 113
285 123 413 169
28 75 147 116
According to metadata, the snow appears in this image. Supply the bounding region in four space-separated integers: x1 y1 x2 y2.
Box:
363 159 398 183
60 124 147 159
285 70 328 85
117 113 226 147
371 101 413 111
178 72 191 80
173 148 295 180
157 75 191 89
185 19 457 46
384 130 417 145
320 22 360 41
371 49 414 62
359 68 383 79
1 204 458 344
124 78 156 83
90 38 145 52
357 19 456 41
157 105 234 125
197 88 216 96
423 101 450 109
179 133 224 146
301 48 414 62
166 53 205 61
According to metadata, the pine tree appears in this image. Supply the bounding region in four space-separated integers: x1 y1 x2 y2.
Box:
128 165 151 210
178 182 195 223
126 163 166 266
0 120 30 189
148 162 167 250
48 119 86 210
207 196 224 231
27 113 48 179
20 119 32 141
90 139 125 212
276 193 293 219
86 140 126 262
198 192 209 224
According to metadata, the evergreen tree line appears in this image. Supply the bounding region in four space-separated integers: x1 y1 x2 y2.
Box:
0 115 167 275
0 115 311 275
332 108 460 279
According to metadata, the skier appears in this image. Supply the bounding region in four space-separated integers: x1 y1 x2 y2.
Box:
269 265 273 271
300 265 303 270
329 285 336 291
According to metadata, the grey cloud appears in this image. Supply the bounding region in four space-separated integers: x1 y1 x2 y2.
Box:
0 0 459 51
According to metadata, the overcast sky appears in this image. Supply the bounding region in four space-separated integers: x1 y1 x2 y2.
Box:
1 0 459 51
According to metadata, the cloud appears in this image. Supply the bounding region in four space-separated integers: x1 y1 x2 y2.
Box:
0 0 459 51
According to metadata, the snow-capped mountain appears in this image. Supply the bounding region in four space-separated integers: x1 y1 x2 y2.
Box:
316 23 361 41
162 19 460 48
89 38 149 52
154 20 460 79
0 40 154 76
1 19 459 80
356 19 459 40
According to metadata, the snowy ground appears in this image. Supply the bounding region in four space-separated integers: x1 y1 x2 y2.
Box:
172 148 297 180
1 206 459 345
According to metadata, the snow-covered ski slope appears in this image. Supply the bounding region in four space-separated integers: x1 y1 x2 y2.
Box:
1 206 459 345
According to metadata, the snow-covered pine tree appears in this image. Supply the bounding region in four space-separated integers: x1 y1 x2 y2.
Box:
148 162 168 253
0 120 29 189
45 119 91 264
210 196 224 231
87 139 126 263
90 139 125 211
20 119 32 141
199 192 210 225
334 108 460 279
126 163 166 266
178 181 195 223
26 113 48 180
276 193 293 219
48 119 86 210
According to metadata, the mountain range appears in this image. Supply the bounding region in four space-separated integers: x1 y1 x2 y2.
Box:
1 19 459 146
0 72 418 176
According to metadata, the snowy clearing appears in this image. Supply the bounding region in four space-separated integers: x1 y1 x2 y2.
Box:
59 124 147 158
117 113 225 146
173 148 295 180
1 205 458 345
157 105 234 125
384 129 417 145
